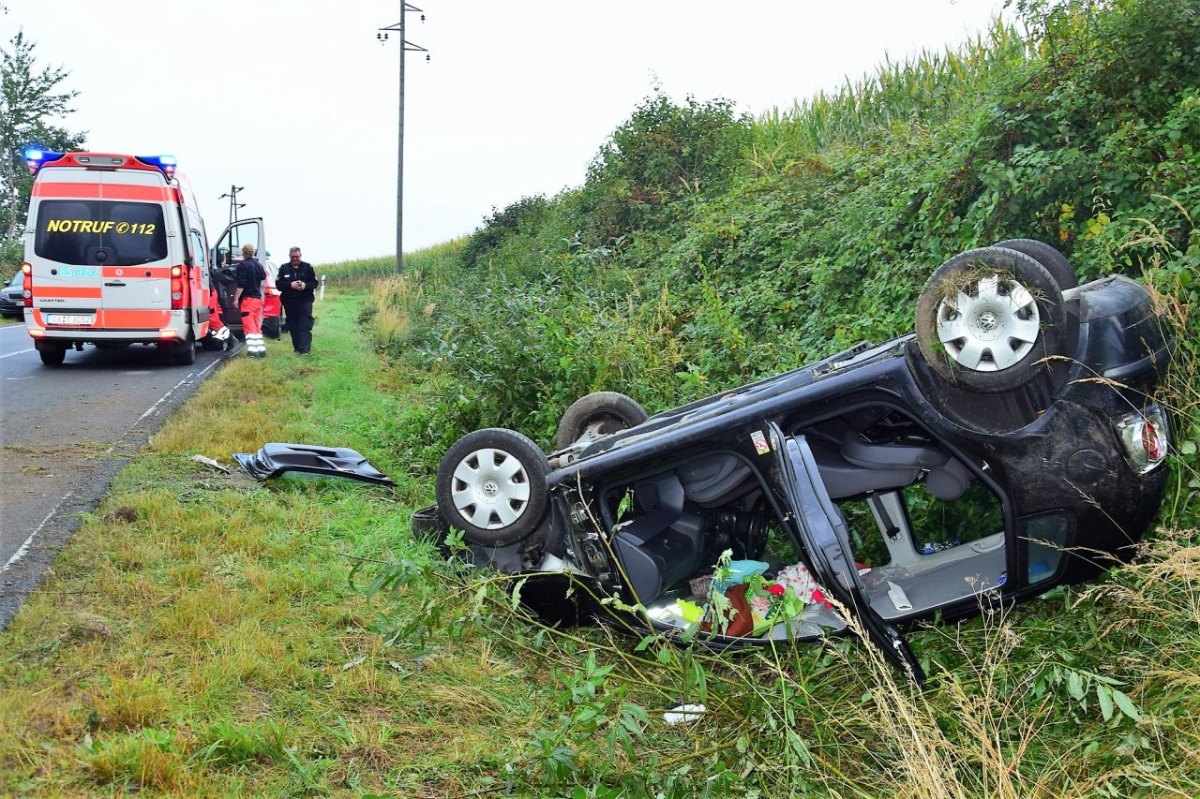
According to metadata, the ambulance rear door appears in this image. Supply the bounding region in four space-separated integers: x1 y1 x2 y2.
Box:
30 166 175 324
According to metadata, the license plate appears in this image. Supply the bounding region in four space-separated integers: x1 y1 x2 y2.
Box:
46 314 94 325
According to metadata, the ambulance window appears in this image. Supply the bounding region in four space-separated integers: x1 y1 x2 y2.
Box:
35 200 168 267
190 231 207 268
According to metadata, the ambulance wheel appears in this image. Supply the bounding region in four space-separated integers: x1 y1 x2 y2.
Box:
172 335 196 365
39 346 66 366
436 428 550 548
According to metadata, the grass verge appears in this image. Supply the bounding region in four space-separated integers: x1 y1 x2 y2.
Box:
1 287 1198 798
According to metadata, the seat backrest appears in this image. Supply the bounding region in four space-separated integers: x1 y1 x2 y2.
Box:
615 473 686 545
676 455 754 507
813 432 971 501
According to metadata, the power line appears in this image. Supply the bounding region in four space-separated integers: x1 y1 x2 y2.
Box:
218 185 245 227
377 2 429 275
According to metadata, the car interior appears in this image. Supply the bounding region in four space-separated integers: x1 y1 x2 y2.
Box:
600 405 1008 641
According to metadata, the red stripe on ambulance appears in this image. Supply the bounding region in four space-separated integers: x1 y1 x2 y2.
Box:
38 286 102 299
101 266 175 279
31 183 174 202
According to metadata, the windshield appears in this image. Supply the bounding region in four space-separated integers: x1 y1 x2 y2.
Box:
34 199 168 267
6 272 20 288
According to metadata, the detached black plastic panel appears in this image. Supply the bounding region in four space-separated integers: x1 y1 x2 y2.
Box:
233 443 396 486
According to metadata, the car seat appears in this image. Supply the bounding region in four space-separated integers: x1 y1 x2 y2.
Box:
612 473 704 604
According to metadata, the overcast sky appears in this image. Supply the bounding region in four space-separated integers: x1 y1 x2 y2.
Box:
4 1 1011 265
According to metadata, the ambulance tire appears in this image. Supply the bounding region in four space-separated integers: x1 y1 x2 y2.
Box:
172 335 197 366
39 346 66 366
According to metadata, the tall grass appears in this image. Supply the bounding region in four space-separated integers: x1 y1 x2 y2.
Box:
756 19 1028 155
320 238 464 290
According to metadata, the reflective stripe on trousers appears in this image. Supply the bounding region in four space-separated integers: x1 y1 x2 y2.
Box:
245 332 266 356
240 297 267 356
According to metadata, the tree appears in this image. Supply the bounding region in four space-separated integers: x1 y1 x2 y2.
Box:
0 30 86 261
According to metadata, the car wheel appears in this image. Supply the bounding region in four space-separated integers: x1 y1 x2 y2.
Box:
992 238 1078 290
555 391 649 450
915 246 1065 392
171 334 196 365
411 503 452 556
39 346 66 366
436 428 550 547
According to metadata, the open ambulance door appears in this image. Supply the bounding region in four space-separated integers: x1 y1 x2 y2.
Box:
769 424 926 684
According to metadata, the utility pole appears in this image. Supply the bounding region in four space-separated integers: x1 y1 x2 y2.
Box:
377 3 428 275
219 185 245 227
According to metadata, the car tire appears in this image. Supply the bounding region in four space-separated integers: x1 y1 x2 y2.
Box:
992 238 1078 290
915 246 1065 393
171 334 196 365
436 428 550 547
411 503 452 556
39 346 66 366
555 391 649 450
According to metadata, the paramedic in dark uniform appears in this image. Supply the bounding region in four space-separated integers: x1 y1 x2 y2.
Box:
276 246 317 354
232 243 267 357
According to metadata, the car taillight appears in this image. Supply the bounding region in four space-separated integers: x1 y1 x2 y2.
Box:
1115 406 1169 474
170 265 184 309
21 262 32 307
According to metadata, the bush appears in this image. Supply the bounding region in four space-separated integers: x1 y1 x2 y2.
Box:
366 0 1200 506
459 195 549 271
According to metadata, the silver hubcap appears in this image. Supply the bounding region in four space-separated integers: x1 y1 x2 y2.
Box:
450 447 530 529
935 275 1041 372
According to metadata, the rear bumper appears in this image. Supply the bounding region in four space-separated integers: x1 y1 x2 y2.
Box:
25 308 193 343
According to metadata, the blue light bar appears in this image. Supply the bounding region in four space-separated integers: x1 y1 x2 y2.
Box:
24 148 64 174
135 155 177 168
135 154 179 179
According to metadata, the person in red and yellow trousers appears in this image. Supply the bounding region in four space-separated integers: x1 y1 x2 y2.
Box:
206 285 234 350
232 243 267 357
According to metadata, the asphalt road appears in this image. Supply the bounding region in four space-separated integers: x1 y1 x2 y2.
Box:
0 321 232 629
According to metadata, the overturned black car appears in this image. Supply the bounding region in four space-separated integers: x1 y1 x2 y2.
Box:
416 243 1173 681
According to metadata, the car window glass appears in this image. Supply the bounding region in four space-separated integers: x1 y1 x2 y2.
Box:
190 230 207 268
214 221 262 266
34 200 168 266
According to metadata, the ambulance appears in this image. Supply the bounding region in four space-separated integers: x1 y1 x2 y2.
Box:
19 149 270 366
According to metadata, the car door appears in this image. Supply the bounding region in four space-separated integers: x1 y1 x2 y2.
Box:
97 169 174 315
210 218 267 271
209 218 268 337
769 424 926 683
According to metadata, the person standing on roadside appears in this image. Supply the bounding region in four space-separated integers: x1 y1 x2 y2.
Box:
276 246 317 355
232 243 267 358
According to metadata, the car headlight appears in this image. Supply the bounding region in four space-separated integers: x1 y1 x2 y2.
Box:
1115 405 1169 474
